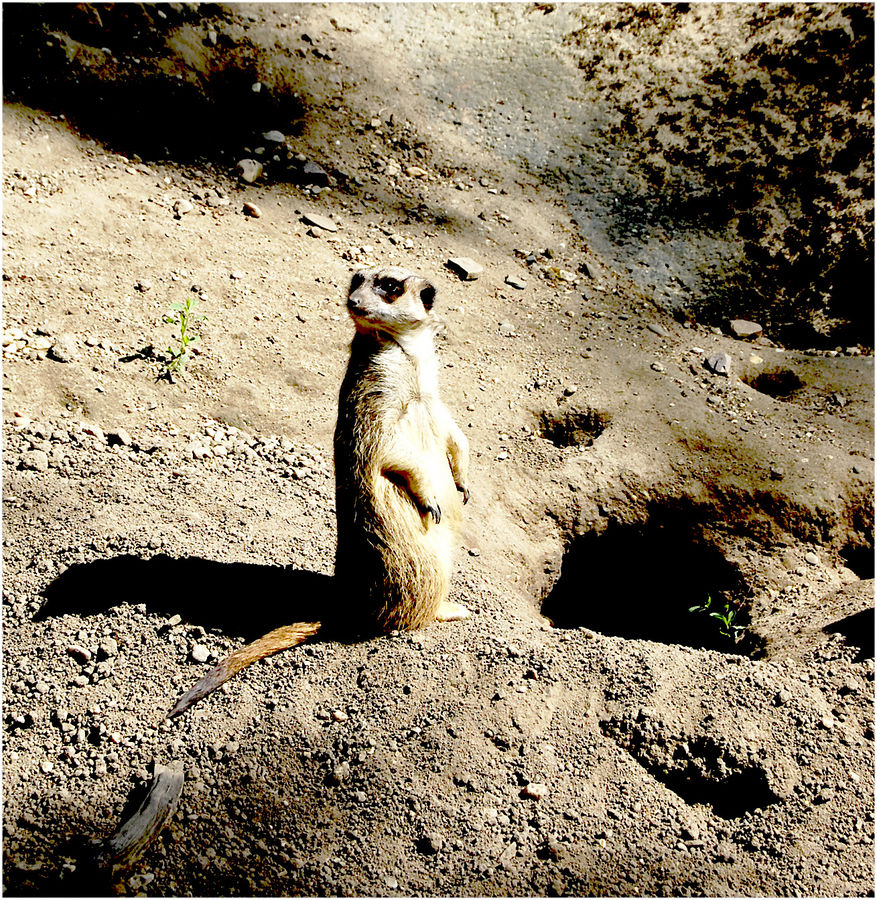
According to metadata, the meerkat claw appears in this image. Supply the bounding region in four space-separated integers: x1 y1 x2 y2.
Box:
458 485 470 504
426 503 441 524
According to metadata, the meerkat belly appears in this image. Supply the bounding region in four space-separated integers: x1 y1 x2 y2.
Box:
394 399 459 515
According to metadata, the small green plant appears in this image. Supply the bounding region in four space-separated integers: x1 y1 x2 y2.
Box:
689 595 745 644
161 295 206 379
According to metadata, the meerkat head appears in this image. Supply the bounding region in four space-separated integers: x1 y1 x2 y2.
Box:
347 266 437 340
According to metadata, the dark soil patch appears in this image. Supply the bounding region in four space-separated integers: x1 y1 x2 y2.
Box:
538 408 610 448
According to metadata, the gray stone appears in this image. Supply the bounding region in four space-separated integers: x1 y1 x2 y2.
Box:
236 159 264 184
242 202 262 218
173 199 194 216
300 160 330 186
505 275 527 290
651 362 666 373
301 212 337 232
262 130 286 144
730 319 763 339
20 450 49 472
647 323 670 337
447 257 484 280
705 352 730 376
49 334 78 362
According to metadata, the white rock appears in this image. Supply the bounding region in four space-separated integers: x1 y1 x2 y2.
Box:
236 159 264 184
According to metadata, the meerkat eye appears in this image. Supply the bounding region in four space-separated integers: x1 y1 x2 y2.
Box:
376 277 404 300
420 285 436 311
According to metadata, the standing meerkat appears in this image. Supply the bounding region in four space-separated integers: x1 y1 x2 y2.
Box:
168 266 469 717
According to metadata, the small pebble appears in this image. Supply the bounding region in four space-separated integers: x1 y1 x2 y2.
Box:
191 644 210 664
98 637 118 659
173 199 194 216
705 352 730 376
20 449 49 472
243 202 262 218
236 159 263 184
49 334 78 363
67 645 92 664
423 832 444 854
522 782 548 800
108 428 133 447
447 257 483 280
730 319 763 339
301 212 337 232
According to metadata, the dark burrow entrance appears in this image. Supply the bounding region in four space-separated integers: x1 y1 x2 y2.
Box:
742 368 804 400
542 508 753 654
538 408 610 448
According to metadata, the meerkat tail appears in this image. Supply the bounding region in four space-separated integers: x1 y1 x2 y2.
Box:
167 621 322 719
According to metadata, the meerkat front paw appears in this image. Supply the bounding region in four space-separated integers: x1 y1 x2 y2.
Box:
434 600 471 622
424 502 442 525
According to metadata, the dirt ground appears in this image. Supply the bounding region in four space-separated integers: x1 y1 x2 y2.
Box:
2 4 874 897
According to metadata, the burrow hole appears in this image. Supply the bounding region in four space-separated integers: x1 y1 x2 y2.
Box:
538 408 610 448
840 541 875 579
742 368 804 400
601 721 782 819
542 507 755 654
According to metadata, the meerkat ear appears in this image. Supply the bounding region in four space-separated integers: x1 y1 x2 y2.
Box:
420 282 436 311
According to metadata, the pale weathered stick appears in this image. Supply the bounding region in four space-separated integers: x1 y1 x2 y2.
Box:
84 762 184 874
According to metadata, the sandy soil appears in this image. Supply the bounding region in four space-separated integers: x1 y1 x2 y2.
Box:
2 4 874 896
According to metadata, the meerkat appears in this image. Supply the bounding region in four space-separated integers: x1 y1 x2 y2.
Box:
168 266 470 718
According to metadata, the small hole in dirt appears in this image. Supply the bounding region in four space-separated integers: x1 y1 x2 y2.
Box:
742 368 804 400
840 542 875 579
542 507 753 654
825 608 875 661
664 763 781 820
538 408 610 448
601 721 782 819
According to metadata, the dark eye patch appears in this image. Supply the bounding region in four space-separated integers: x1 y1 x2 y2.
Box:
376 277 404 300
420 284 436 311
350 271 366 291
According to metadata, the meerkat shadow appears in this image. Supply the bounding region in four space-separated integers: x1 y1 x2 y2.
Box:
36 554 336 641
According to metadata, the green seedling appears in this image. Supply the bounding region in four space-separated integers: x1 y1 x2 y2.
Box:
689 595 746 644
161 295 206 379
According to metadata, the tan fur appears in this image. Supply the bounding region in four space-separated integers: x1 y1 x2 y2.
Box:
167 267 468 718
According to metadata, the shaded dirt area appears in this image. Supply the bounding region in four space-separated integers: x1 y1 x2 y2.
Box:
2 3 874 896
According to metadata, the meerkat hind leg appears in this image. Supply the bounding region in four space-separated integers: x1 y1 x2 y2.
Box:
434 600 471 622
